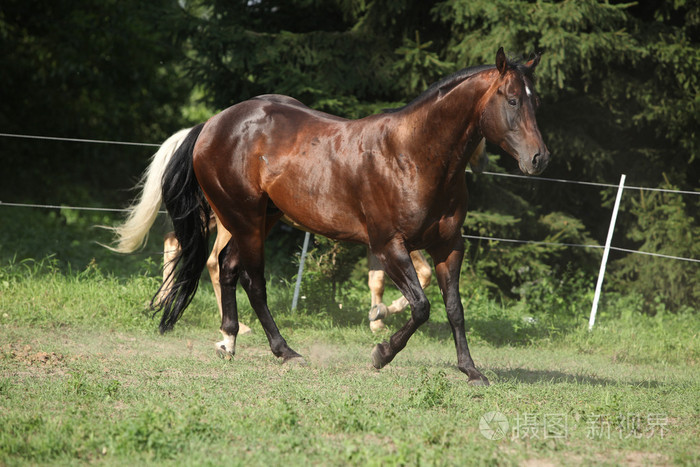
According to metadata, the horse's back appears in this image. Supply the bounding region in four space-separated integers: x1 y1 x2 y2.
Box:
193 95 370 242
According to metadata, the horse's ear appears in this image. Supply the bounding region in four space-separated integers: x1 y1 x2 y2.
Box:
496 47 507 76
525 51 542 70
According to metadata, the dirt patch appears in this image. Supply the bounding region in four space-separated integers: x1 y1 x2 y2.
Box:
2 343 67 366
623 451 669 466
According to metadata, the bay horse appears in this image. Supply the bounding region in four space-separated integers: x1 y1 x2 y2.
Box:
162 141 486 334
146 48 547 384
108 127 487 335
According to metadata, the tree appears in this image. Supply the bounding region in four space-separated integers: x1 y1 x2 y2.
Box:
0 0 191 204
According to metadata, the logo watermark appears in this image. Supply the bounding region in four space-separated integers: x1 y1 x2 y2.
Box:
479 411 510 440
479 411 668 441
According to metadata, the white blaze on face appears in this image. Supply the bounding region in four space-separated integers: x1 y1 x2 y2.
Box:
525 85 533 98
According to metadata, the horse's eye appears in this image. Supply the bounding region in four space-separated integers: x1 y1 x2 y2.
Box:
508 98 518 107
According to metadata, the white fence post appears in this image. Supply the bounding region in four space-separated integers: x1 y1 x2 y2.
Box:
291 231 312 311
589 174 626 330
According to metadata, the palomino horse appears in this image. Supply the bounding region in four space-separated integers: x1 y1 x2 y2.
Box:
135 48 548 384
110 127 487 335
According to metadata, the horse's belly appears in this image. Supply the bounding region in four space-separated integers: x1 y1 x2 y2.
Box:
272 193 368 244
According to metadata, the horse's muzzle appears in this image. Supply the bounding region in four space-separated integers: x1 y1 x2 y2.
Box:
521 149 550 175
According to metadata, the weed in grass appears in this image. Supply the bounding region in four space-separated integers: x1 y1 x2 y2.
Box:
409 368 451 409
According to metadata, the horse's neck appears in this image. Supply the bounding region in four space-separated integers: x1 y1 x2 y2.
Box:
398 76 490 170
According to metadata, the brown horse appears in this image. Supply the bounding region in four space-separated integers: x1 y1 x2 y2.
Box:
107 125 487 339
155 48 548 384
166 139 488 335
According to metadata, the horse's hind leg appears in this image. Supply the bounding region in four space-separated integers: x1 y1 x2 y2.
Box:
368 250 432 333
368 252 389 332
207 218 251 343
234 222 303 363
370 239 429 369
216 239 241 357
156 232 179 306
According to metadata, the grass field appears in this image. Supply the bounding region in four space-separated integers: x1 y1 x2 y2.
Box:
1 258 698 466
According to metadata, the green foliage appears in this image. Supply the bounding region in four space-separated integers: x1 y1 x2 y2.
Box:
409 368 451 408
177 0 400 117
394 31 452 95
0 0 194 204
295 236 365 315
567 294 700 365
464 167 600 300
0 208 168 277
610 179 700 313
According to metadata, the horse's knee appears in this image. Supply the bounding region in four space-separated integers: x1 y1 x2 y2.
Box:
411 297 430 325
220 319 239 337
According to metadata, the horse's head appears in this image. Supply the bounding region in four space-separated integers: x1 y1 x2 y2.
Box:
480 48 549 175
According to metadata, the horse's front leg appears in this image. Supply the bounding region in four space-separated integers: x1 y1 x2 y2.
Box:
368 251 432 333
370 240 430 369
428 241 489 385
386 250 431 314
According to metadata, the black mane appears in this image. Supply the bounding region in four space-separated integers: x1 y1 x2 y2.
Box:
384 57 533 114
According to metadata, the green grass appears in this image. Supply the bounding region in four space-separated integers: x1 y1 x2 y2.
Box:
1 259 698 465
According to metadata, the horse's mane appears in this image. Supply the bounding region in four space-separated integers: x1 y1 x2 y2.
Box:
384 57 533 114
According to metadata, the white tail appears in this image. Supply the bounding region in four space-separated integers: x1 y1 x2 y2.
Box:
103 128 193 253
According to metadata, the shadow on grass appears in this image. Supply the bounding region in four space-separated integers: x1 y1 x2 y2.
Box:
413 315 563 347
285 303 572 349
487 367 666 388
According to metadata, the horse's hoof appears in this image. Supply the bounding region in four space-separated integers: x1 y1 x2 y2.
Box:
368 303 389 322
216 345 234 360
238 323 252 335
371 343 388 369
283 355 307 366
468 377 490 387
463 368 490 386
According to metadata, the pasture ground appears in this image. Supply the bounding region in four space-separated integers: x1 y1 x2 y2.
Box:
0 260 698 466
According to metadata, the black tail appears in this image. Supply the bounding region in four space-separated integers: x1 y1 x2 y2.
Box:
152 123 211 333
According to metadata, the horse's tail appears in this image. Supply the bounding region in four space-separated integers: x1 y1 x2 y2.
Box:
154 123 211 333
103 127 194 253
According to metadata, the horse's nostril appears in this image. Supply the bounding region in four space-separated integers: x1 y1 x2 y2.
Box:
532 153 540 167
